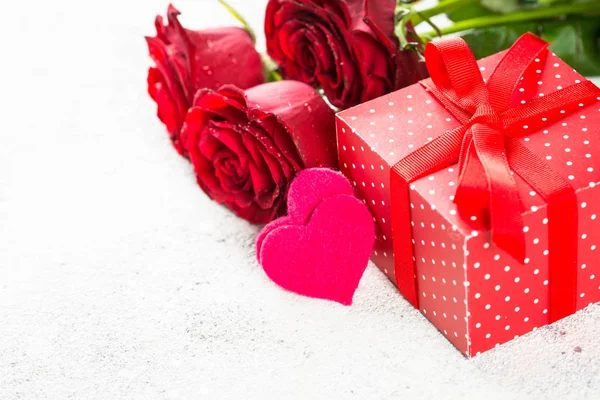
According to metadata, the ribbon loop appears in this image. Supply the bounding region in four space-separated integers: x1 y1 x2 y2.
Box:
486 33 549 111
424 37 488 114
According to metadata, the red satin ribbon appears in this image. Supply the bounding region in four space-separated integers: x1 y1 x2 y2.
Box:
390 33 600 323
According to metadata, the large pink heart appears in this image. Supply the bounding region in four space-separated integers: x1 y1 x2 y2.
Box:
258 193 375 305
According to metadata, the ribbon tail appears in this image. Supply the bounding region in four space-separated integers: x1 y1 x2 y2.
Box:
506 138 578 322
470 124 526 262
454 133 491 230
390 175 419 308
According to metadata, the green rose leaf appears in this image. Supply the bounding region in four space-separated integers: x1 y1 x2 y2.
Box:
454 22 538 57
481 0 526 13
543 19 600 76
447 0 577 21
448 3 498 21
457 17 600 75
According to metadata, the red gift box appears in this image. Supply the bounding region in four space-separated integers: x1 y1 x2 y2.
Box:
336 33 600 357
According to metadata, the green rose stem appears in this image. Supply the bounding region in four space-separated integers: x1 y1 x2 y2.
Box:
262 54 283 82
409 0 479 26
420 1 600 39
396 0 480 49
267 69 283 82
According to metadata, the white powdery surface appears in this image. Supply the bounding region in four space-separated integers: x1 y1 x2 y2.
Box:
0 0 599 399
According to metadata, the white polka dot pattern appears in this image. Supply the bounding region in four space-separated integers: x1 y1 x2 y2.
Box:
338 124 396 280
336 48 600 358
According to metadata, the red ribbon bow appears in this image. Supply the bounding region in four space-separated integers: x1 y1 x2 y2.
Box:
390 33 600 323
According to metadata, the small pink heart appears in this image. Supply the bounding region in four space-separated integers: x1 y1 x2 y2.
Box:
286 168 354 224
259 193 375 305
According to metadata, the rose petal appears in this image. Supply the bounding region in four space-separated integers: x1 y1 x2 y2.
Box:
198 128 225 161
246 81 337 169
145 36 189 127
191 87 247 124
208 120 249 159
346 0 397 49
147 68 183 140
187 27 264 91
248 161 279 209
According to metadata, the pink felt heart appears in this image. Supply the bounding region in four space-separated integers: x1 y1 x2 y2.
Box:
286 168 354 224
259 193 375 305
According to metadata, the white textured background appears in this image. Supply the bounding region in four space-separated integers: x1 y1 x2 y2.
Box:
1 0 600 399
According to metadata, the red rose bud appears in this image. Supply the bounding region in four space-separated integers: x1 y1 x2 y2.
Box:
265 0 424 109
182 81 338 224
146 4 264 155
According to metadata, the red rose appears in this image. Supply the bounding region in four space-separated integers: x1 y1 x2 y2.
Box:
146 4 264 155
265 0 426 109
182 81 338 224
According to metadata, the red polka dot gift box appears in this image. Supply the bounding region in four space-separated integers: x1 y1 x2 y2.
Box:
336 33 600 358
